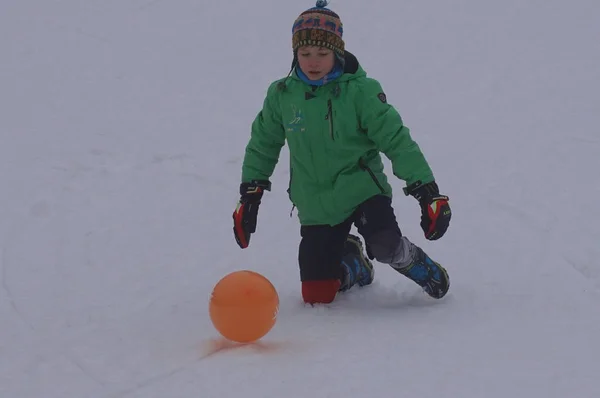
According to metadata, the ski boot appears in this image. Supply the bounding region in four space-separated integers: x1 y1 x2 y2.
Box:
339 234 375 292
394 245 449 299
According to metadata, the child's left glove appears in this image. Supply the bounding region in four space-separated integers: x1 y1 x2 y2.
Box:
404 181 451 241
233 180 270 249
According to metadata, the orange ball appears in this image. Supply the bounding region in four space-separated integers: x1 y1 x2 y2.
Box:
209 270 279 343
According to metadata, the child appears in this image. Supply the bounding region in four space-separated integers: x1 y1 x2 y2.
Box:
233 0 452 305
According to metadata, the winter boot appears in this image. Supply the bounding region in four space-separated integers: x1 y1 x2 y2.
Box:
393 244 449 299
339 234 375 292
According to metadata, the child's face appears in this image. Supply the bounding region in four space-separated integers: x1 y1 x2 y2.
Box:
297 46 335 81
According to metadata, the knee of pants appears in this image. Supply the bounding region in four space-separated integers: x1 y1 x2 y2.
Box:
302 280 341 304
367 230 411 265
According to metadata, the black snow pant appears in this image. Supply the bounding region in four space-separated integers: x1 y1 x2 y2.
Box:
298 195 403 282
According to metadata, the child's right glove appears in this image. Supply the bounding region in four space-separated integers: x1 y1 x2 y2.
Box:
233 180 270 249
404 181 451 241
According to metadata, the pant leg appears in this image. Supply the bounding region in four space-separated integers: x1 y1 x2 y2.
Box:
354 195 413 266
354 196 450 298
299 220 352 304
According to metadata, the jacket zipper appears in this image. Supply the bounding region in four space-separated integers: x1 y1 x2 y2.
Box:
287 165 295 217
359 158 386 193
326 99 334 140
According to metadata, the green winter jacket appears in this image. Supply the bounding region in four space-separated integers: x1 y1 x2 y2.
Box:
241 53 434 226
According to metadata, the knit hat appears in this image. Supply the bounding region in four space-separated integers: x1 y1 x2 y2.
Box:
292 0 344 56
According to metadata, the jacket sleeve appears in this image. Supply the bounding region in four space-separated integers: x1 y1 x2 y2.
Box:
357 78 435 187
241 82 286 187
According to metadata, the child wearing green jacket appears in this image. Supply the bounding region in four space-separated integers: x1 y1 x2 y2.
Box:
233 0 452 304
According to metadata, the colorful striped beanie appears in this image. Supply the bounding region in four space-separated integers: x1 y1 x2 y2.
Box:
292 0 344 56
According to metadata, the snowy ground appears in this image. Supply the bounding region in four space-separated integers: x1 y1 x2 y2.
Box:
1 1 599 397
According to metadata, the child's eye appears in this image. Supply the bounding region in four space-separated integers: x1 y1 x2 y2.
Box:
300 53 310 57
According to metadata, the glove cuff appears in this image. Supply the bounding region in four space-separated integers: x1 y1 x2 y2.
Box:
240 180 271 202
403 180 440 202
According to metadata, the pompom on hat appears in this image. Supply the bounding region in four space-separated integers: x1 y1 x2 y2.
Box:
292 0 344 56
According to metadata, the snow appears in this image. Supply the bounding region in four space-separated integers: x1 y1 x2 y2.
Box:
1 0 599 397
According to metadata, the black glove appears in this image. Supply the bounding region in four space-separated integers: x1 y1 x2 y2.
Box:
404 181 451 241
233 180 270 248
